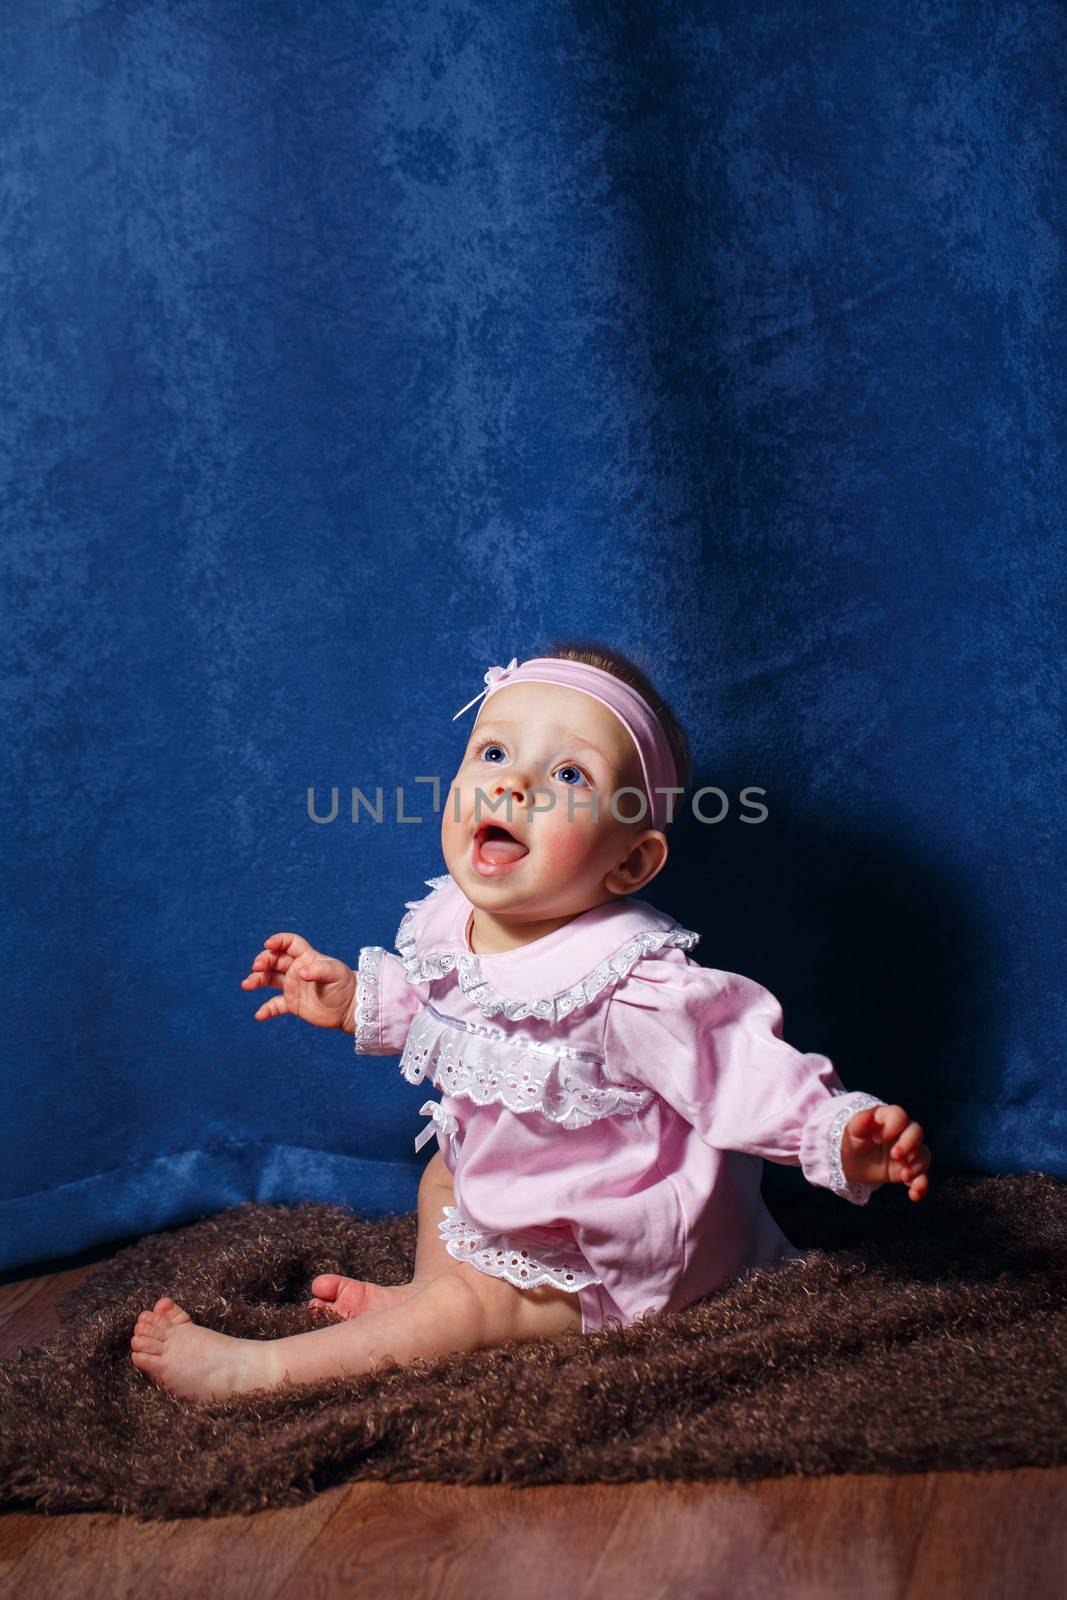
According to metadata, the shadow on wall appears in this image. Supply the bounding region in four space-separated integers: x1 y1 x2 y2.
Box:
649 758 997 1184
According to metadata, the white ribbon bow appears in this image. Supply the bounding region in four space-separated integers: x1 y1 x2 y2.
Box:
414 1099 459 1154
451 657 519 721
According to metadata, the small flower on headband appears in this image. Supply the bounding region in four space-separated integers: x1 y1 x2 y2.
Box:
451 657 519 720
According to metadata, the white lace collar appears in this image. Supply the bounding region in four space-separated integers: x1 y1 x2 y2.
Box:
394 873 700 1024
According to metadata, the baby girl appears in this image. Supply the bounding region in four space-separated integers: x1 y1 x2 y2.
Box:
130 643 932 1403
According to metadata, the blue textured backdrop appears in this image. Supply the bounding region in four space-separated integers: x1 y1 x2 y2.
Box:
3 0 1064 1273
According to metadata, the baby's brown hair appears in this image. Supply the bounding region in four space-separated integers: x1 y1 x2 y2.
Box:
540 637 693 820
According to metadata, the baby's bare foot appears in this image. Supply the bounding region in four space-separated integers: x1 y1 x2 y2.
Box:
130 1297 282 1404
308 1273 418 1319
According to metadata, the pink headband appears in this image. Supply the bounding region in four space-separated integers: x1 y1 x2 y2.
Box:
452 655 680 831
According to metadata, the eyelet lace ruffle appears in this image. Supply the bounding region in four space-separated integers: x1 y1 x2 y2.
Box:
395 875 701 1023
353 946 386 1053
438 1202 603 1292
825 1092 887 1204
400 1002 653 1126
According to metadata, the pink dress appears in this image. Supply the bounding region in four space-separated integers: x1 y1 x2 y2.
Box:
353 874 886 1336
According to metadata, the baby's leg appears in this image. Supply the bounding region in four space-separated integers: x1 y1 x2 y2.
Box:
309 1151 457 1316
291 1261 585 1384
410 1150 462 1283
132 1255 582 1404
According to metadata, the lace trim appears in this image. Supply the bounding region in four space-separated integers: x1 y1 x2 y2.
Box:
400 1003 654 1126
395 876 701 1022
353 946 385 1053
438 1202 602 1292
827 1092 886 1204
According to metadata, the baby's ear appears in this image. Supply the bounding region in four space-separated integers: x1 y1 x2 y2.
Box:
606 829 668 895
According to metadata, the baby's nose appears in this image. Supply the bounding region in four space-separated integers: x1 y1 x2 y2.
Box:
492 777 529 809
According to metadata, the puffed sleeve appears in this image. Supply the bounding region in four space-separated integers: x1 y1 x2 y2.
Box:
603 951 887 1204
352 945 429 1055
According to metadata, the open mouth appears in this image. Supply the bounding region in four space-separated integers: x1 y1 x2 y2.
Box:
471 821 530 875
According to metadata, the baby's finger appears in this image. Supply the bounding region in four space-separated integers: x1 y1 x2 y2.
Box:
900 1142 932 1172
871 1104 909 1143
252 949 285 971
243 948 303 990
908 1173 929 1201
296 954 335 981
253 994 290 1021
241 955 276 986
264 932 312 956
846 1106 890 1142
890 1121 924 1161
255 949 297 977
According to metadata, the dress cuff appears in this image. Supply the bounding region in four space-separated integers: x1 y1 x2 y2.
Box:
800 1090 887 1205
354 946 386 1053
354 944 425 1054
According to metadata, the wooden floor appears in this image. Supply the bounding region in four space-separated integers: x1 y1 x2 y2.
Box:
0 1243 1063 1600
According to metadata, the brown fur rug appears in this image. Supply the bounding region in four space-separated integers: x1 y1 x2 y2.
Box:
1 1172 1064 1520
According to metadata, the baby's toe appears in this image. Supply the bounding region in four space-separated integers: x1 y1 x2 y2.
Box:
152 1298 192 1326
310 1274 343 1299
131 1331 165 1352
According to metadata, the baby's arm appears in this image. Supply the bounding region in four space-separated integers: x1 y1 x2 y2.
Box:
604 953 930 1205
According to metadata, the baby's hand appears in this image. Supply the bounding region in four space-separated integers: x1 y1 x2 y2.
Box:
241 932 356 1032
841 1104 932 1201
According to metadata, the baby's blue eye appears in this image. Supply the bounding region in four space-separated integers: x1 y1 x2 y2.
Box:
554 764 586 786
479 744 506 763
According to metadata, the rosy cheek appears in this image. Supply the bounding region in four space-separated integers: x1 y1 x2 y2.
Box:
540 801 598 870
